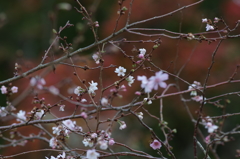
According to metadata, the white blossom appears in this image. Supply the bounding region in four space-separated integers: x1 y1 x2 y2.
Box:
86 149 100 159
137 112 143 120
63 119 82 132
188 81 201 96
81 98 87 103
206 24 214 31
49 137 58 149
92 52 101 64
139 48 146 58
202 18 207 23
126 76 135 87
82 138 93 147
16 110 26 123
59 105 65 111
115 66 126 76
99 140 108 150
35 109 44 120
88 81 98 94
1 85 7 94
0 107 7 117
119 121 127 130
74 86 84 96
101 97 108 106
139 48 146 55
11 86 18 93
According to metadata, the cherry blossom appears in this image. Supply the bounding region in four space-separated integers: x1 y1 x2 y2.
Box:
101 97 108 106
16 110 27 123
150 139 162 150
202 117 218 133
119 120 127 130
92 52 101 64
137 112 143 120
86 149 100 159
74 86 84 96
148 71 168 90
126 75 135 87
202 18 207 23
206 24 214 31
88 81 98 94
62 119 82 132
30 76 46 90
1 85 7 94
188 81 201 96
139 48 146 55
11 86 18 93
108 138 115 145
81 98 87 103
205 122 218 133
35 109 44 120
115 66 126 76
80 112 88 119
49 137 58 149
99 140 108 150
59 105 65 111
0 107 7 117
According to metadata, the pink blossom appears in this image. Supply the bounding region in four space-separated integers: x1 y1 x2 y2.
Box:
80 112 88 119
150 139 162 150
205 135 210 144
137 71 168 93
108 138 115 145
148 71 168 90
135 91 141 95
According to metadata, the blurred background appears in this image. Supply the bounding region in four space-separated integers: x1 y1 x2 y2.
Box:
0 0 240 158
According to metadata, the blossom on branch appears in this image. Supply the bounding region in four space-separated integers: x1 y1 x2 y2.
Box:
150 139 162 150
118 120 127 130
126 75 135 87
88 81 98 94
206 24 214 31
85 149 100 159
1 85 7 94
11 86 18 93
92 52 101 64
137 71 169 93
49 137 58 149
30 76 46 90
139 48 146 58
16 110 27 123
74 86 85 96
115 66 126 76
